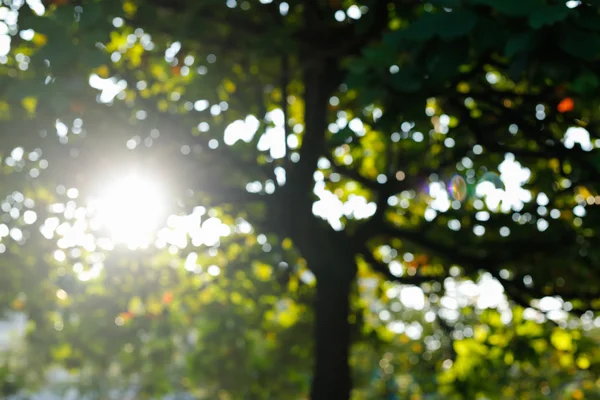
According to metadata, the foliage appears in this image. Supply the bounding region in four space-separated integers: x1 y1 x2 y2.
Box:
1 0 600 399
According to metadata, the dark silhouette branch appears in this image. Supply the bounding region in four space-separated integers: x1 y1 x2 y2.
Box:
359 248 437 285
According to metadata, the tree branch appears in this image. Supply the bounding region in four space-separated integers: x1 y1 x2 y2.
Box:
359 247 434 285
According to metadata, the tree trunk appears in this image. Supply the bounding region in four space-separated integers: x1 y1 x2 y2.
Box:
278 25 351 397
310 258 356 400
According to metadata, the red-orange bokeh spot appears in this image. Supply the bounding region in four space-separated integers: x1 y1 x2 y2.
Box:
120 311 134 321
162 291 174 304
70 102 84 114
557 98 574 113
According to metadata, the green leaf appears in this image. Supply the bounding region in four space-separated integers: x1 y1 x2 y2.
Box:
51 343 73 360
3 80 47 100
329 127 354 146
81 29 110 47
400 11 477 42
53 6 76 25
79 2 105 30
507 53 529 81
550 330 573 351
389 69 422 93
469 0 542 17
505 32 534 58
430 0 462 7
473 17 507 54
362 46 396 67
81 48 110 68
426 40 468 83
558 29 600 60
574 11 600 31
572 70 600 94
438 10 478 41
19 15 61 34
528 5 570 29
401 14 440 41
35 39 80 71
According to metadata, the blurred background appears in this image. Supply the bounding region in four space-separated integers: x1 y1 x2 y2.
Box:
1 0 600 399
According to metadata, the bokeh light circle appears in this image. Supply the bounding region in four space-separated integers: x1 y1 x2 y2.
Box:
449 174 467 202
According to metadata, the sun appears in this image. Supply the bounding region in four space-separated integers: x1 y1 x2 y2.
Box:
89 173 164 249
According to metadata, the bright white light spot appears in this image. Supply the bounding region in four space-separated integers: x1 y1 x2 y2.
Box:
165 41 181 60
89 174 163 249
485 72 499 84
224 115 260 145
11 147 24 161
379 310 391 321
539 296 562 312
207 265 221 276
9 227 23 241
20 29 34 41
448 219 460 231
476 155 531 212
0 34 10 56
424 208 437 221
194 100 209 111
312 182 375 230
300 270 315 284
23 210 37 224
473 225 485 236
564 127 592 151
400 286 424 310
257 109 286 159
54 249 66 262
279 1 289 15
67 188 79 199
477 276 505 309
475 211 490 221
348 118 365 135
389 261 403 277
89 74 127 103
388 321 405 334
573 205 586 217
274 166 286 186
126 139 136 150
26 0 46 15
334 10 346 21
347 5 361 19
287 134 299 149
428 181 451 212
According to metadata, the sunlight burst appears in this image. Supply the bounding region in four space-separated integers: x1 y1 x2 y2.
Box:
89 174 163 249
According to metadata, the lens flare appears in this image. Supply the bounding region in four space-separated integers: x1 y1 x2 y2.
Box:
479 171 503 189
449 174 467 201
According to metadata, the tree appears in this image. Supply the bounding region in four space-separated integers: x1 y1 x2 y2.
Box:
3 0 600 399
